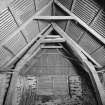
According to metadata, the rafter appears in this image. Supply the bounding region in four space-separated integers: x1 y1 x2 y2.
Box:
0 0 52 46
80 53 105 105
2 1 105 104
4 24 52 68
5 23 105 105
4 26 54 105
52 23 101 67
52 23 105 105
52 1 105 73
54 0 105 45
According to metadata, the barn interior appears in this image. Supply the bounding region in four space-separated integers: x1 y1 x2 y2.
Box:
0 0 105 105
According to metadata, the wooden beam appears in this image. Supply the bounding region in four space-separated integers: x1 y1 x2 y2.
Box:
0 70 14 74
41 45 63 49
25 27 53 56
42 38 65 43
16 27 57 74
16 47 41 75
46 35 61 38
1 0 53 46
4 24 52 68
35 0 53 16
90 9 102 25
71 0 77 12
97 69 105 73
2 0 53 68
4 26 53 105
15 26 54 73
82 57 105 105
54 0 105 45
52 23 101 67
52 23 105 105
34 16 74 20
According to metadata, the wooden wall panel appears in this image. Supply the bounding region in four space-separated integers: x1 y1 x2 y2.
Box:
37 76 53 95
5 47 99 105
53 75 68 95
22 48 77 76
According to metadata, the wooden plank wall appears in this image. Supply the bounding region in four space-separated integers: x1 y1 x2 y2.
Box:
7 48 98 105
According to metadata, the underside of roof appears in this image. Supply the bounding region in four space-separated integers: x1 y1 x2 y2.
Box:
0 0 105 69
0 0 105 105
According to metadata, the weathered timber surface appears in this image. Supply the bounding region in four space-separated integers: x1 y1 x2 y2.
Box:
12 75 98 105
8 48 98 105
0 73 11 105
